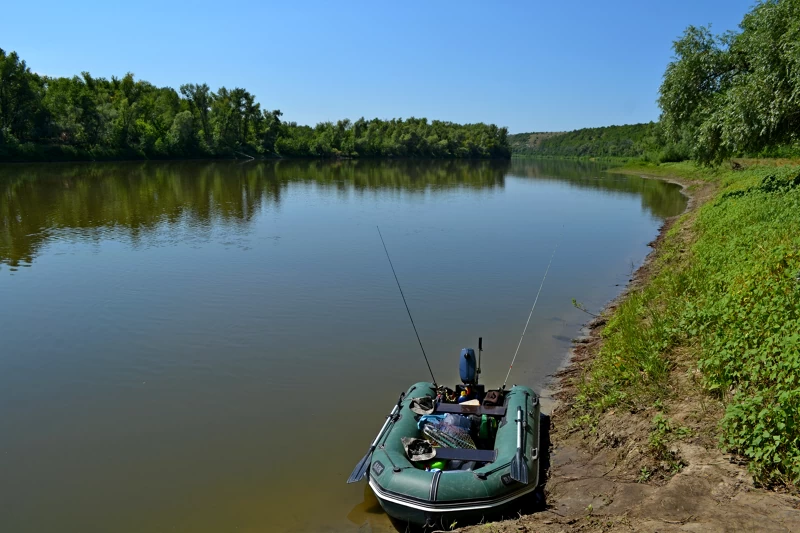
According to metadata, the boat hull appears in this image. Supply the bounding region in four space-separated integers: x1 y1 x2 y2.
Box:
370 476 543 529
366 382 542 527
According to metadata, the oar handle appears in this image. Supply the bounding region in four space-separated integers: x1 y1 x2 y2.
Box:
516 406 524 452
369 397 403 448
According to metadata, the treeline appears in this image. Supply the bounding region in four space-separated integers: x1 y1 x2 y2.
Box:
0 49 510 162
508 124 674 160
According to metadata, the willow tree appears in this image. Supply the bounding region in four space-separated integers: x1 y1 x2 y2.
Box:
659 0 800 164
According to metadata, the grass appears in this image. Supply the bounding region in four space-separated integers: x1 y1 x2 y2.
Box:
648 413 691 472
576 160 800 487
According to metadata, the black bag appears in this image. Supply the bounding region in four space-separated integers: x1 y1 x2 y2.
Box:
401 437 435 461
482 390 503 407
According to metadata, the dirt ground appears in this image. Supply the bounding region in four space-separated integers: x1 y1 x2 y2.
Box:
458 175 800 533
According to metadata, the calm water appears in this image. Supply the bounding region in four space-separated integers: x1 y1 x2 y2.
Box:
0 159 685 532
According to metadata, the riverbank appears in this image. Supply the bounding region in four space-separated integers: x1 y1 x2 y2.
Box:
460 160 800 532
510 154 637 164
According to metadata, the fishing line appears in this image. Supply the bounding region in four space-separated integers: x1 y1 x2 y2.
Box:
503 234 562 390
377 226 437 386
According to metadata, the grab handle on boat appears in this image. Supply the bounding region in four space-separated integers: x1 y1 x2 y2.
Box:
509 405 529 484
346 391 405 483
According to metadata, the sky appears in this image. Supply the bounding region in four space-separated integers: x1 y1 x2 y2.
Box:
1 0 756 133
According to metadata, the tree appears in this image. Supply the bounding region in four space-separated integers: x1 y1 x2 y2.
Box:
259 109 283 155
209 87 238 151
168 110 197 154
659 0 800 164
180 83 213 147
0 48 40 142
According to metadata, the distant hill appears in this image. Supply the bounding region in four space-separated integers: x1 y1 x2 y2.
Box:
507 131 564 152
509 123 660 158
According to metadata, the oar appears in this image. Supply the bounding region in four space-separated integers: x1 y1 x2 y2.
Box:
510 405 529 484
347 392 405 484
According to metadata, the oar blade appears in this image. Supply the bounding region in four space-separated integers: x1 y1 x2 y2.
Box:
347 453 371 484
347 445 376 484
509 450 529 484
346 394 405 484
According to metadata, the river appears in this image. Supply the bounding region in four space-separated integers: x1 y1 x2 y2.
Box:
0 159 686 532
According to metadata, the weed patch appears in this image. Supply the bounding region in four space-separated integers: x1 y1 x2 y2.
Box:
648 414 691 469
577 163 800 487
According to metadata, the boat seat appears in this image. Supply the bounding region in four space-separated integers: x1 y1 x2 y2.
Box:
433 447 497 463
434 401 506 417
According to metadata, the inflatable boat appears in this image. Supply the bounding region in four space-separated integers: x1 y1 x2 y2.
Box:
347 346 544 528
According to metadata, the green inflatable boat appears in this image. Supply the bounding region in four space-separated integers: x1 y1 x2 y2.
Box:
347 346 544 528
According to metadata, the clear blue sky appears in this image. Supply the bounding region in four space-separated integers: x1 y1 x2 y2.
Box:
2 0 754 133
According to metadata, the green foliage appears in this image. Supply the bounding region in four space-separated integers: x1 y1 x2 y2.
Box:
167 111 197 154
0 49 510 161
0 49 44 144
579 162 800 486
659 0 800 164
578 279 682 411
687 167 800 484
509 123 690 163
649 414 692 460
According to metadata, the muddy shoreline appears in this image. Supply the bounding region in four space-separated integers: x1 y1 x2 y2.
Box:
459 171 800 532
547 170 697 415
537 170 696 418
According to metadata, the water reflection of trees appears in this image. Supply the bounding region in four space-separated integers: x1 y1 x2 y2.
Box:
1 159 687 268
509 159 687 219
0 160 510 267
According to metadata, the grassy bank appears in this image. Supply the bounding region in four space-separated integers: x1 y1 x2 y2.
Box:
576 160 800 487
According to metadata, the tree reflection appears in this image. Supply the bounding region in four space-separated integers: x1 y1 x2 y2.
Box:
0 160 510 267
1 159 686 269
508 159 687 219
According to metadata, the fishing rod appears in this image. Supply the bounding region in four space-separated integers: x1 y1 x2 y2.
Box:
502 236 561 390
377 226 437 387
